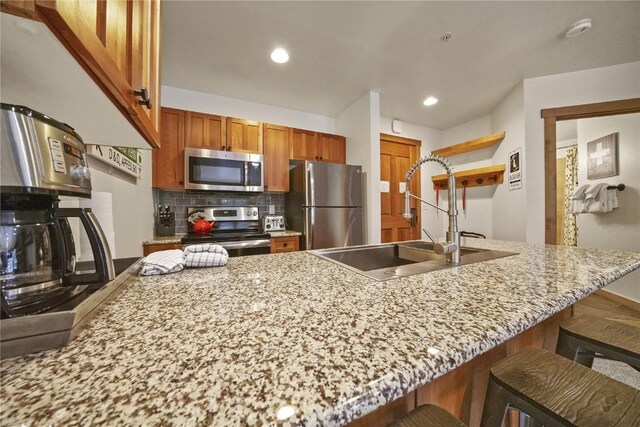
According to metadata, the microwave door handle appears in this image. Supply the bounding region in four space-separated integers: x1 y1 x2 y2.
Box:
244 161 249 186
57 208 116 286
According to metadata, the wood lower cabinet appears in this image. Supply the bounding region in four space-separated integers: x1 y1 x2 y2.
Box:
185 111 225 150
290 128 346 164
263 124 290 192
143 242 182 256
226 117 262 153
29 0 161 148
153 107 185 189
271 236 299 253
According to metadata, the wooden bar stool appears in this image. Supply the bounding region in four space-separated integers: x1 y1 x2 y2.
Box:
481 348 640 427
390 404 466 427
555 314 640 370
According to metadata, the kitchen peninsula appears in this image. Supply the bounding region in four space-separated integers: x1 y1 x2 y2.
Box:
2 239 639 426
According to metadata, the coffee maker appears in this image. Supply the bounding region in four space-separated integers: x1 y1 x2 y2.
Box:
0 103 115 318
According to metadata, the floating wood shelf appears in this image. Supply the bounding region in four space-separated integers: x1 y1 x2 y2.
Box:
432 164 506 189
431 131 506 157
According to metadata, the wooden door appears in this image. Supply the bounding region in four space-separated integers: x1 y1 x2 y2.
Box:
290 128 319 161
185 111 225 150
263 124 290 192
319 133 346 164
380 134 421 243
153 108 185 189
226 117 262 153
35 0 161 148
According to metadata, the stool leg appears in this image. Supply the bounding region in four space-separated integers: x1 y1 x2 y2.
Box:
481 378 509 427
556 332 595 368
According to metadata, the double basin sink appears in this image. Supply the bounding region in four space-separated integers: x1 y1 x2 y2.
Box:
311 241 517 281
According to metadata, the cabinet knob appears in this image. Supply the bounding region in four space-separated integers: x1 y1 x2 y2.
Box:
315 156 319 160
221 145 226 150
133 87 151 110
226 146 231 151
283 243 288 247
319 156 323 161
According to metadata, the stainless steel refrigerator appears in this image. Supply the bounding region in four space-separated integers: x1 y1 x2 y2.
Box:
286 161 364 250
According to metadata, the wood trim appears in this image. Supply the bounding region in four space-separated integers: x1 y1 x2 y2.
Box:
541 97 640 245
431 131 505 157
541 98 640 120
1 0 42 20
380 133 422 147
544 117 557 245
595 289 640 313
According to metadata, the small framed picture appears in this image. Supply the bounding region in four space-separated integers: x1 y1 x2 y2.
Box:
587 133 618 180
508 148 522 190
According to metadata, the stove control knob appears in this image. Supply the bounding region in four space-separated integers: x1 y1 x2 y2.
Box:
245 209 251 216
252 210 258 217
71 165 91 181
266 224 271 229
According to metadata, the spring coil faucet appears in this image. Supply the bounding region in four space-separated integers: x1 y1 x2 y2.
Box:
403 154 461 264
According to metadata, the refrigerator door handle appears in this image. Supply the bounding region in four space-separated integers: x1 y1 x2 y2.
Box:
308 208 315 250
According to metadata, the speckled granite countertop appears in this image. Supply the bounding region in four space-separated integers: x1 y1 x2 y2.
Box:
269 230 303 238
142 235 184 245
2 239 639 426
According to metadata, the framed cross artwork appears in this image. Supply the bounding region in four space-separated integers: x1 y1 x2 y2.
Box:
587 132 618 180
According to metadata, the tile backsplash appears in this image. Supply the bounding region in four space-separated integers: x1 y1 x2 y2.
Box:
156 190 285 235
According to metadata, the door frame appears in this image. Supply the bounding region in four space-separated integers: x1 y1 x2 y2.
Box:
380 133 422 241
540 97 640 244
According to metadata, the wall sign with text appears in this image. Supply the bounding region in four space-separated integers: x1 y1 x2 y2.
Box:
87 145 142 178
508 148 522 190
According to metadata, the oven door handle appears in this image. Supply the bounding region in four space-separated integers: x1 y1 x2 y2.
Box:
216 239 271 250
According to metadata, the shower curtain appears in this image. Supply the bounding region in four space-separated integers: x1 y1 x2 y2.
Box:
563 146 578 246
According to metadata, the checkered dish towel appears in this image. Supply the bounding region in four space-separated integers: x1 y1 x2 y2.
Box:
184 243 229 268
140 249 185 276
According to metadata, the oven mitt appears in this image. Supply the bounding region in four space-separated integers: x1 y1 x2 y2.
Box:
184 244 229 268
140 249 185 276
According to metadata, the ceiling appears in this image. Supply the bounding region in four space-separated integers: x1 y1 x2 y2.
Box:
162 1 640 130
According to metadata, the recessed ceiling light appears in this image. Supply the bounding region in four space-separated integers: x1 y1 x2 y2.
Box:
423 96 438 106
270 48 289 64
565 19 592 38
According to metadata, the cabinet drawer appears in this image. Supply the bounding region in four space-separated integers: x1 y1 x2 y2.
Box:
143 242 182 256
271 236 299 253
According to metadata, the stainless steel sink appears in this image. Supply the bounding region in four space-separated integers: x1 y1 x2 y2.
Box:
310 240 517 281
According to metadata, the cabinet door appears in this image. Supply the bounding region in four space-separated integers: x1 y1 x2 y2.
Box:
263 124 290 192
131 0 160 137
319 133 346 164
226 117 262 153
185 111 225 150
289 128 319 161
153 108 185 189
35 0 161 148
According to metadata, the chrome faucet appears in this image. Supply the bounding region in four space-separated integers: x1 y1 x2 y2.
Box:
403 155 460 264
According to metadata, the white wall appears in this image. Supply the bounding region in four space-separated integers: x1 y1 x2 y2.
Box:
337 92 381 244
576 114 640 302
439 115 496 238
523 61 640 244
88 151 154 258
379 118 444 238
162 86 336 133
490 83 526 242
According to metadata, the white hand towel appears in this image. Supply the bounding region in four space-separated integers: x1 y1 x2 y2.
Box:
140 249 185 276
586 183 609 213
184 243 227 255
185 251 229 268
569 184 590 214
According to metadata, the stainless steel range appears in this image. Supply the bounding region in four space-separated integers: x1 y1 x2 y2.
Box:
182 206 271 256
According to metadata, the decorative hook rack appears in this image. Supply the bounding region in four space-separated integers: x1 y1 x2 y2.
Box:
607 184 625 191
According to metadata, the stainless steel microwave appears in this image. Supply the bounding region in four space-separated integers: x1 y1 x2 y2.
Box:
184 147 264 192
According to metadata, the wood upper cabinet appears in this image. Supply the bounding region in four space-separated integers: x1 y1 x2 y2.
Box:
319 133 346 163
262 124 290 192
32 0 161 148
290 129 346 164
226 117 262 153
290 128 319 161
153 108 185 189
185 111 225 150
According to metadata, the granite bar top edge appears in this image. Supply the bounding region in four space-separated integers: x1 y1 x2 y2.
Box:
141 235 184 245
